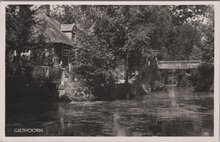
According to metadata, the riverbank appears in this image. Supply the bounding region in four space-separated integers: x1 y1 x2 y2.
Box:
6 86 214 136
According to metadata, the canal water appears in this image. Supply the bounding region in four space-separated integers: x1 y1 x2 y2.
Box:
6 86 213 136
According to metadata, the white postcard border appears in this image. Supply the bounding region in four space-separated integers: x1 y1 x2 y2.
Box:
0 1 219 142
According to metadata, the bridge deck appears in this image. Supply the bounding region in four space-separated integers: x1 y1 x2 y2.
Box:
157 60 201 70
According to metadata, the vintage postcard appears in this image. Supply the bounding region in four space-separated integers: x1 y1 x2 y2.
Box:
0 1 219 142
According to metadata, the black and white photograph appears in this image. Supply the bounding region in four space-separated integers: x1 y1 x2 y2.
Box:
0 1 219 141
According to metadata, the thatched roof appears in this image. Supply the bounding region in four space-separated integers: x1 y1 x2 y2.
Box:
61 24 74 32
37 13 73 47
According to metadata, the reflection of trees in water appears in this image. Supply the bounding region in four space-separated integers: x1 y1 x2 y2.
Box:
164 86 213 136
113 111 127 136
201 114 213 136
168 86 177 108
58 105 65 135
44 104 105 136
7 86 213 136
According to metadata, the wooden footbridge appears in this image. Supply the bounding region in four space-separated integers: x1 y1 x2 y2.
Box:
157 60 201 70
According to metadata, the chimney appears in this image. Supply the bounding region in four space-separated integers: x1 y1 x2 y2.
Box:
38 5 50 17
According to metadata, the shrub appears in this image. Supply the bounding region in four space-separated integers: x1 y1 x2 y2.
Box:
151 80 165 91
60 80 95 101
190 63 214 92
71 63 117 100
178 73 192 88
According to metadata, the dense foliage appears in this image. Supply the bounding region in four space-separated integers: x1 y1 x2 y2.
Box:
50 5 214 93
190 63 214 91
6 5 46 82
189 6 214 91
6 5 214 102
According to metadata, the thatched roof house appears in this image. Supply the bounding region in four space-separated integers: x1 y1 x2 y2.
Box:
38 13 73 46
23 5 76 67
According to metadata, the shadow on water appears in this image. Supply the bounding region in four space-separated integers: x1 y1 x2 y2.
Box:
6 86 213 136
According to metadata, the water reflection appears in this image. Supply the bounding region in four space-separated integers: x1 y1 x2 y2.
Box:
169 85 177 107
6 86 213 136
113 111 128 136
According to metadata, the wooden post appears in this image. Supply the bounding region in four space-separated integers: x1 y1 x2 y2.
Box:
68 56 70 72
45 67 50 79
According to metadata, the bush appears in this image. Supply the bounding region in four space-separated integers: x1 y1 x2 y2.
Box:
190 63 214 92
91 70 117 100
71 63 117 100
60 80 95 101
178 73 192 88
151 80 165 91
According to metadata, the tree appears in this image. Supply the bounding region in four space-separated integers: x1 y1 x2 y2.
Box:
6 5 46 81
51 5 172 86
50 5 214 96
6 5 35 81
189 6 214 91
6 5 37 50
158 5 212 61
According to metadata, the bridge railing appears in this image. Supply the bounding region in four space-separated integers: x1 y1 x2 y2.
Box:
157 60 201 70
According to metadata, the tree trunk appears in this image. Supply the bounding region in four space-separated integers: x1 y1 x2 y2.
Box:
11 50 21 80
125 51 129 85
125 66 129 85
